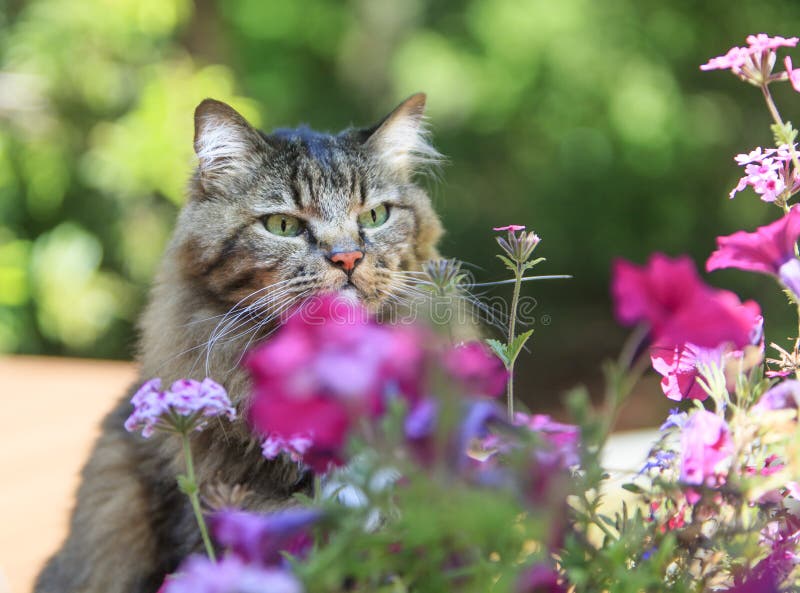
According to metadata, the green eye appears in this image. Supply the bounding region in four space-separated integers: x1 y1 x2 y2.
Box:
358 204 390 228
265 214 303 237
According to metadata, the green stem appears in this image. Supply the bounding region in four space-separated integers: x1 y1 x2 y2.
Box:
182 434 216 561
506 264 523 419
761 83 800 173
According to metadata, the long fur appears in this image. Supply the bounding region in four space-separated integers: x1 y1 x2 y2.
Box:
35 94 444 593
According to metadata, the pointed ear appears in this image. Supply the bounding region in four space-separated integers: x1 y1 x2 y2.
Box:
364 93 440 178
193 99 266 189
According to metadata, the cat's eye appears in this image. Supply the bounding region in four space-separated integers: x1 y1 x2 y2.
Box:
264 214 303 237
358 204 390 229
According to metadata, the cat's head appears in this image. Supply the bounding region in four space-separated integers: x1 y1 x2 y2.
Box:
174 94 443 318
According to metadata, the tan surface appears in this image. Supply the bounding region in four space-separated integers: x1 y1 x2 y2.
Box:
0 356 137 593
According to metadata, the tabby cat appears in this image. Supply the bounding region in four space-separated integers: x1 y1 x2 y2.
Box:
35 93 443 593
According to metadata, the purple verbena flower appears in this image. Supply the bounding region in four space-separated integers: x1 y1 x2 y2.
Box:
261 434 313 463
727 146 800 202
161 555 303 593
124 378 235 438
700 34 799 86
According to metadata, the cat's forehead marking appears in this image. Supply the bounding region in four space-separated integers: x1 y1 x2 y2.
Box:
271 129 362 220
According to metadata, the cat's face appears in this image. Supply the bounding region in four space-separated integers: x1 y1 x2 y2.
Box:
174 94 442 321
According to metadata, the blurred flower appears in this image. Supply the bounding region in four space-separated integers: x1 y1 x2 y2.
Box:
246 295 425 472
124 377 235 438
707 207 800 298
680 411 733 487
422 258 467 294
728 145 800 202
516 563 567 593
210 509 322 566
161 555 302 593
514 413 580 467
753 380 800 412
443 341 508 397
493 225 526 232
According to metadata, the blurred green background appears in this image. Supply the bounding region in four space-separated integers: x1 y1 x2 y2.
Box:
2 0 800 415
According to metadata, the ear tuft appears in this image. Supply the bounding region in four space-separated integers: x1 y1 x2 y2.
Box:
193 99 263 183
365 93 441 178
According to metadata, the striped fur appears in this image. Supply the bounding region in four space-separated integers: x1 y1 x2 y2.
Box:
35 94 443 593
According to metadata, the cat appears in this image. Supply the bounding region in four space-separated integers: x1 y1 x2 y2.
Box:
35 93 443 593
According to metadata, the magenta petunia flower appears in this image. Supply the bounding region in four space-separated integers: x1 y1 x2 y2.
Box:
679 410 734 487
161 555 302 593
124 377 235 438
493 224 526 232
707 208 800 298
613 254 762 402
246 294 426 472
443 341 508 398
612 253 761 350
210 509 322 566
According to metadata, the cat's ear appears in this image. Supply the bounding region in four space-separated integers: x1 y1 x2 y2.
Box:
193 99 266 189
364 93 441 178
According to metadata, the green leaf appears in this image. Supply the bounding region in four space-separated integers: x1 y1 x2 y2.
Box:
485 338 509 366
177 474 197 496
772 121 798 146
521 257 546 271
505 329 534 365
495 254 517 273
621 483 644 494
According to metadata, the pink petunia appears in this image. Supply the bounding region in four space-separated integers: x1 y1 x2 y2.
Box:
612 254 762 401
612 253 761 350
246 294 426 472
707 207 800 299
680 410 734 487
650 344 717 402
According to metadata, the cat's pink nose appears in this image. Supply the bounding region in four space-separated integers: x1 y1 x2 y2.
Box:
329 250 364 273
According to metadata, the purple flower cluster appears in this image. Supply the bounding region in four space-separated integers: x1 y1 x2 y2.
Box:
700 34 799 86
124 377 235 438
729 146 800 203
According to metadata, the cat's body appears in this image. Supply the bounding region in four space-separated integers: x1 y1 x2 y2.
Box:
35 94 443 593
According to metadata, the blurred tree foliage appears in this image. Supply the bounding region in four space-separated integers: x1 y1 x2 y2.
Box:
1 0 800 404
